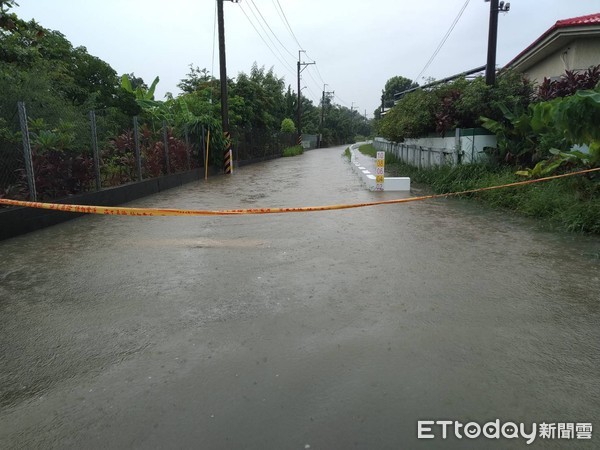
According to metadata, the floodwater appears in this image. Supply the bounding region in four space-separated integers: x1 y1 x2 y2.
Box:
0 146 599 449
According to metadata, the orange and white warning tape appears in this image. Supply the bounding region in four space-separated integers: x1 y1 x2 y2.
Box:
0 168 598 217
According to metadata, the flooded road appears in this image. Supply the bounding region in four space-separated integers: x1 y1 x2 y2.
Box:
1 146 599 448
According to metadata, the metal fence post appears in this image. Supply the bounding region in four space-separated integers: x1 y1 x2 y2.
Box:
133 116 143 181
89 110 101 190
184 125 191 170
17 101 36 201
162 120 170 174
201 125 206 168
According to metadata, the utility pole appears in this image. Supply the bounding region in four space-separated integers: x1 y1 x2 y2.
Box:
320 84 328 129
319 85 334 148
297 50 315 146
217 0 240 174
485 0 510 85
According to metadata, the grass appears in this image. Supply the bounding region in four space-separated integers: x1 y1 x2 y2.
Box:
384 160 600 234
343 147 351 160
282 145 304 157
358 143 400 165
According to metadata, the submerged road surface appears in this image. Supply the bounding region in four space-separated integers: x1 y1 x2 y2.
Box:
1 147 599 449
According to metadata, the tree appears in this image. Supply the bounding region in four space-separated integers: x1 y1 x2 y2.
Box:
382 76 417 108
280 118 295 133
177 65 211 94
229 64 286 133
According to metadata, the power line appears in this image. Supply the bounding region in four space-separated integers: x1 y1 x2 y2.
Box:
248 0 297 60
307 57 327 86
334 93 351 108
273 0 303 49
414 0 471 83
241 2 295 73
304 85 320 104
237 3 296 77
244 0 295 67
304 67 323 94
303 54 326 86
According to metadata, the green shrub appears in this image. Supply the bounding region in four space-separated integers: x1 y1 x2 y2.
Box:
385 161 600 233
280 118 296 133
282 145 303 157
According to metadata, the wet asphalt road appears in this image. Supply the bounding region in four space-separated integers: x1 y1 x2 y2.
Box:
1 146 599 449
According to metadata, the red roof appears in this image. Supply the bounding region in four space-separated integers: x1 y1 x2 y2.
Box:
507 12 600 68
555 13 600 28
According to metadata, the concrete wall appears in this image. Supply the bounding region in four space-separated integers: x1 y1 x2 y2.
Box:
0 169 207 241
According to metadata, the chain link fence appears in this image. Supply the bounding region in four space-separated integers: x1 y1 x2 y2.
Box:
0 103 28 203
1 103 203 205
234 130 295 162
2 101 295 207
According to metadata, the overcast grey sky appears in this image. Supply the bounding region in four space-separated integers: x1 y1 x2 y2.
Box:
14 0 600 117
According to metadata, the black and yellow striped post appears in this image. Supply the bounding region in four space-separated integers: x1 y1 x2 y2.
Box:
297 134 302 147
224 131 233 174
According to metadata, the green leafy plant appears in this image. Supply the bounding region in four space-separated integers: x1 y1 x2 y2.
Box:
282 145 303 157
480 103 541 165
513 83 600 177
280 117 295 133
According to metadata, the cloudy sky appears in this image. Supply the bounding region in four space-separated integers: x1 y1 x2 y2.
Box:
14 0 600 117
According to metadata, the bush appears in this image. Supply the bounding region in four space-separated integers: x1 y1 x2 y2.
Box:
282 145 303 157
379 70 533 142
280 117 296 133
537 66 600 101
385 161 600 233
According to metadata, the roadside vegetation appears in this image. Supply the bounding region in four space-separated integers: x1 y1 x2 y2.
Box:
282 145 303 157
384 162 600 233
0 0 373 201
358 143 399 165
370 67 600 234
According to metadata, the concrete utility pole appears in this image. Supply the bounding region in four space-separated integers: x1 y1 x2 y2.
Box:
319 85 334 148
320 84 328 128
320 85 334 126
485 0 510 85
217 0 240 174
297 50 315 146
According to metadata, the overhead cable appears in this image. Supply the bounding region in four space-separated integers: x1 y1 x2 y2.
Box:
248 0 297 60
414 0 471 83
237 3 296 77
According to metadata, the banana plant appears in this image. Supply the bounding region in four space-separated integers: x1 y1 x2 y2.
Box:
516 148 594 178
516 83 600 177
121 74 161 108
121 74 172 125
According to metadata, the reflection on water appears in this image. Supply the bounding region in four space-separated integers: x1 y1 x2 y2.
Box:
0 148 598 445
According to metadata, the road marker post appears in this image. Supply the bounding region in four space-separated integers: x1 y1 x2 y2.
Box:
375 151 385 191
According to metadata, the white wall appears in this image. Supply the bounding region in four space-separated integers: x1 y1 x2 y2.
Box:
524 37 600 84
374 130 497 168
